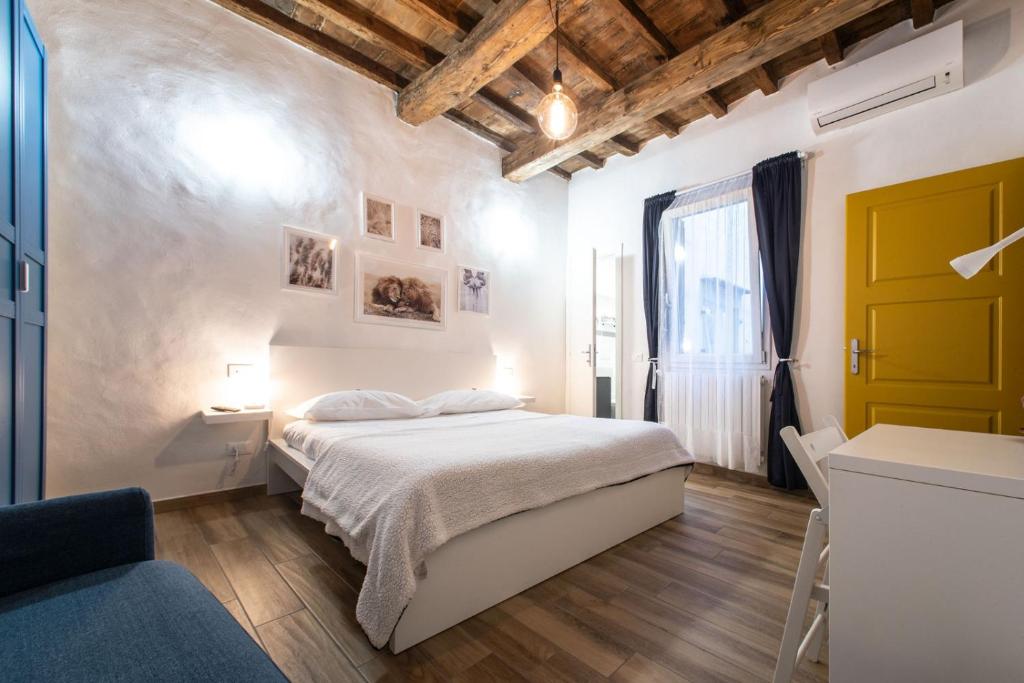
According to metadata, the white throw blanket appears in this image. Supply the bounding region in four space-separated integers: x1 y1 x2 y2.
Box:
287 410 693 647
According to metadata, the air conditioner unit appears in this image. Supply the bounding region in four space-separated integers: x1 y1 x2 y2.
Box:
807 20 963 133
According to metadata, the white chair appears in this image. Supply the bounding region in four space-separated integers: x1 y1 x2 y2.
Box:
772 416 847 683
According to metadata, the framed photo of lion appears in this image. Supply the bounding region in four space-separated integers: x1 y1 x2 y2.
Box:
282 225 338 295
355 252 447 330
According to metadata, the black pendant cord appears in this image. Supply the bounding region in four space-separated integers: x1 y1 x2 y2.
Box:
550 0 561 84
555 0 560 75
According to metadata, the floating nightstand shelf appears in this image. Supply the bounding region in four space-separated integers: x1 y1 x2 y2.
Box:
200 408 273 425
516 396 536 404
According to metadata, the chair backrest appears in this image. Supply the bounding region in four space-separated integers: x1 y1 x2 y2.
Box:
780 417 847 507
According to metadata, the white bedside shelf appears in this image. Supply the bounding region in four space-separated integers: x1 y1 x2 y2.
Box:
516 395 536 404
200 408 273 425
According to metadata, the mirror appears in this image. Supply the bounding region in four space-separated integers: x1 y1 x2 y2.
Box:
595 247 622 418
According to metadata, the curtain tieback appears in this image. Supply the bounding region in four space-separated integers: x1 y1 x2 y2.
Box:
648 357 659 390
777 357 797 363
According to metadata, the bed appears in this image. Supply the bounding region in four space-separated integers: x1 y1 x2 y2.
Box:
266 345 693 653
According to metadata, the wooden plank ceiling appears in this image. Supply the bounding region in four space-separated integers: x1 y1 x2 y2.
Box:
211 0 953 182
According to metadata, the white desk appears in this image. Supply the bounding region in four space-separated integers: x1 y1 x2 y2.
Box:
829 425 1024 683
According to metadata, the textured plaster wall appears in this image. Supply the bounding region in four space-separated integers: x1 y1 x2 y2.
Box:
32 0 568 500
566 0 1024 436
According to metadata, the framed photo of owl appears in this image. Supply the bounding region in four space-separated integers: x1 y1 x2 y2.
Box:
458 265 490 315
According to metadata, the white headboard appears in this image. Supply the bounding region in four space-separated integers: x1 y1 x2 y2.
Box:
269 345 497 436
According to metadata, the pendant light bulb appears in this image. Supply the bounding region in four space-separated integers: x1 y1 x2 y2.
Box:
538 71 577 140
538 0 577 141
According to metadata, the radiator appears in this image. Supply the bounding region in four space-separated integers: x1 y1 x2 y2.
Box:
661 369 769 474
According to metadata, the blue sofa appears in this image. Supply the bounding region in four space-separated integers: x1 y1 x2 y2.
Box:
0 488 287 682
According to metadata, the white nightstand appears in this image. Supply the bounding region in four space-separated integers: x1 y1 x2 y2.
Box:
200 407 273 425
516 395 536 404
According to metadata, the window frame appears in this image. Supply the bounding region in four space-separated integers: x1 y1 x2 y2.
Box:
659 188 772 372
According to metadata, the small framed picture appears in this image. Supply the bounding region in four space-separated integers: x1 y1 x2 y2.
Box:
458 265 490 315
356 252 447 331
282 225 338 295
362 192 395 242
416 209 445 253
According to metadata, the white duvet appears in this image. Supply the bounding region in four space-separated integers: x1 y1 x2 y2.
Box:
285 409 693 648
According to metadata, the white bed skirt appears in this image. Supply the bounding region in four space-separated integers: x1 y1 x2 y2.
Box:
267 439 688 652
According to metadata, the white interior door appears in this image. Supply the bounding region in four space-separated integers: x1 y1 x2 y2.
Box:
566 248 596 416
595 247 622 418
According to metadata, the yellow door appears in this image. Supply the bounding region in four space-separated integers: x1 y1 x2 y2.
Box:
845 157 1024 437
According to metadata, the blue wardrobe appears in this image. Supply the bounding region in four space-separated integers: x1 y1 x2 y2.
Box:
0 0 46 505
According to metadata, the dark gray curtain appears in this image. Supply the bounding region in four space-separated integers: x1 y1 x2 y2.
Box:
642 191 676 422
752 152 807 490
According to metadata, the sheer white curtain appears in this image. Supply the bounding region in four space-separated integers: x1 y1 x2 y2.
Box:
658 173 767 473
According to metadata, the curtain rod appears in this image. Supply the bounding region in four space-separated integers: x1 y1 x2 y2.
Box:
674 151 810 197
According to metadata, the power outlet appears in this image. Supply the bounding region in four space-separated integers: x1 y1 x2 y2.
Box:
226 441 253 456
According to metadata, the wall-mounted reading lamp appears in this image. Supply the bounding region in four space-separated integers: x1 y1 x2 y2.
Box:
952 226 1024 423
949 226 1024 278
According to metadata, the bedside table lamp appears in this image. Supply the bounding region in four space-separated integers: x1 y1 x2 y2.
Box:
227 363 266 410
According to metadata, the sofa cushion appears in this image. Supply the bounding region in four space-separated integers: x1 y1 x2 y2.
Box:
0 560 286 682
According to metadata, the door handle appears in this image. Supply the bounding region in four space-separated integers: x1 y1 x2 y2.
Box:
17 260 28 294
581 344 593 367
850 338 874 375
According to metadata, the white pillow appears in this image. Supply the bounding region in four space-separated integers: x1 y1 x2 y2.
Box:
287 390 422 421
418 389 523 416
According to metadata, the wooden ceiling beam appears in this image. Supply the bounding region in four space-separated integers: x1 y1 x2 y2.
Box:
819 29 845 64
709 0 780 96
652 113 683 138
394 0 475 38
577 151 606 170
610 0 677 57
397 0 618 172
558 29 684 143
557 29 618 91
911 0 935 28
288 0 542 139
443 109 515 151
698 92 728 118
503 0 893 181
436 110 573 180
472 89 537 133
211 0 408 90
293 0 441 70
211 0 576 180
606 136 641 156
547 165 573 180
397 0 557 126
389 0 566 120
750 63 780 95
612 0 743 128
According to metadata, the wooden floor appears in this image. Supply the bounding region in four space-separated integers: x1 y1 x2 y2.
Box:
155 472 828 682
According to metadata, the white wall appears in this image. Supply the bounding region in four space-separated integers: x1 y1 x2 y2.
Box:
32 0 568 500
567 0 1024 439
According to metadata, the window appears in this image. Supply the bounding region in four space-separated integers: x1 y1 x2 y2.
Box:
659 174 768 367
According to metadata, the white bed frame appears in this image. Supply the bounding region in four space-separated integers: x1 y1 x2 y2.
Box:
266 344 688 653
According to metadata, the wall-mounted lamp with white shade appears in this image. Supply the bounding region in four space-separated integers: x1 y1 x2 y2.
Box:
949 226 1024 278
495 355 521 396
227 363 267 410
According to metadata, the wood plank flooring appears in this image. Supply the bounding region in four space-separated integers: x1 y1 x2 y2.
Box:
155 472 828 682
